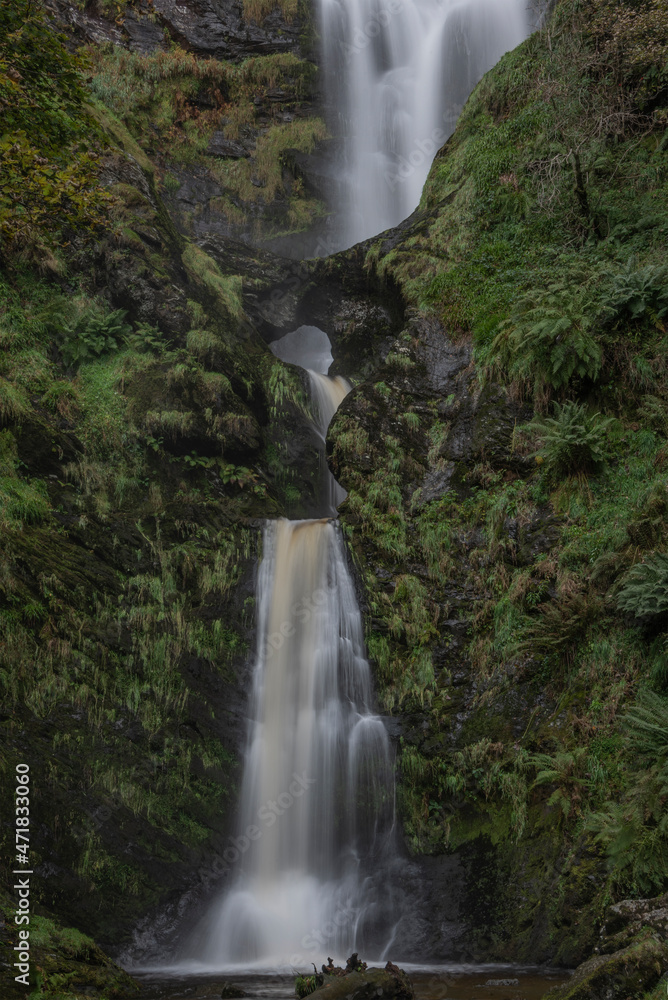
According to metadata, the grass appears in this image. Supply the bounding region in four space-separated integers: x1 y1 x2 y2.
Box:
331 6 668 934
87 44 325 234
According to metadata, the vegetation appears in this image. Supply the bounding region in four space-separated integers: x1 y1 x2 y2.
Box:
0 0 111 259
88 43 326 237
295 974 319 998
2 0 668 987
330 0 668 965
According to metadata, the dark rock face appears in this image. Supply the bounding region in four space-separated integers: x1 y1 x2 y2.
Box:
282 140 345 202
48 0 308 61
206 133 251 159
220 982 249 998
152 0 306 60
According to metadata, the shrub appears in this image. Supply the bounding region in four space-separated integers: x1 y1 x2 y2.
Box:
490 283 603 395
587 688 668 894
0 2 110 251
606 260 668 327
59 305 132 368
528 401 614 480
617 553 668 622
295 975 318 999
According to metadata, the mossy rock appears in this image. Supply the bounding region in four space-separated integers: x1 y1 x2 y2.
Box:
544 935 668 1000
310 965 414 1000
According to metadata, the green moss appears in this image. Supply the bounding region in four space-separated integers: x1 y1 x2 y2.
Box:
182 244 244 321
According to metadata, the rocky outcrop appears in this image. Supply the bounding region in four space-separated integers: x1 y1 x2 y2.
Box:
310 964 414 1000
47 0 310 61
600 893 668 954
545 935 668 1000
152 0 307 61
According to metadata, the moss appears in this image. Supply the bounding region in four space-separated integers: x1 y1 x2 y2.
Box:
0 888 139 998
547 934 668 1000
182 244 244 321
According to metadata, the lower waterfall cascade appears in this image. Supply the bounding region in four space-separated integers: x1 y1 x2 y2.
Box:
318 0 530 248
180 330 402 969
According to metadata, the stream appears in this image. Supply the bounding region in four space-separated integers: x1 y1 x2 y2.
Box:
126 0 554 985
134 969 570 1000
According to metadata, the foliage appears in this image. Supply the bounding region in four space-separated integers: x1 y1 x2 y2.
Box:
588 689 668 894
530 747 591 818
0 0 91 147
617 553 668 622
528 402 615 480
0 1 110 252
295 975 318 999
490 282 603 396
58 304 133 368
243 0 297 25
0 428 51 529
607 259 668 326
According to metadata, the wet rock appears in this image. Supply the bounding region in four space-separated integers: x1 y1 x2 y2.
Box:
220 983 248 998
122 12 167 54
599 892 668 953
545 935 668 1000
151 0 305 60
282 141 343 201
48 0 307 59
206 133 250 159
311 964 414 1000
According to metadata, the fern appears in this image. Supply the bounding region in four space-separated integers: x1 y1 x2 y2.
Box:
529 400 614 480
617 552 668 621
587 689 668 893
606 258 668 325
530 747 590 818
491 282 603 393
624 688 668 759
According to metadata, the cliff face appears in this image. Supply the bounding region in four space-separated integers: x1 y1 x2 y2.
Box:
1 0 667 995
324 0 668 967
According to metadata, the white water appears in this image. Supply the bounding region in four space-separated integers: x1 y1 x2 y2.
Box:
191 519 397 968
177 329 399 970
270 325 351 516
318 0 529 246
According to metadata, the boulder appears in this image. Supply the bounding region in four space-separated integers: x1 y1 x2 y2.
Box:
207 133 250 159
602 892 668 942
221 983 248 999
544 934 668 1000
310 963 413 1000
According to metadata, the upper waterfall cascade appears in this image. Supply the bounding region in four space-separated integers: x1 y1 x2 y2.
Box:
318 0 530 247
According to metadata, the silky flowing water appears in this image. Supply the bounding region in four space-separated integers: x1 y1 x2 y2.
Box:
167 325 402 968
134 0 551 975
318 0 530 247
189 518 399 965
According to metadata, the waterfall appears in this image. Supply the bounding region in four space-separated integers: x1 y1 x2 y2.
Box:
307 372 350 514
269 325 351 516
318 0 529 247
183 328 399 969
193 519 397 967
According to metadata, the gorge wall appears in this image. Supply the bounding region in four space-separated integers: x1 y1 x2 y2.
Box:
1 0 667 996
